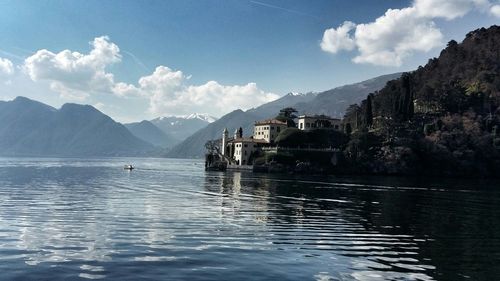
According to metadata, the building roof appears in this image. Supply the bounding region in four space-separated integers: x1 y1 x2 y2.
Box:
228 137 268 144
298 115 341 121
254 119 287 126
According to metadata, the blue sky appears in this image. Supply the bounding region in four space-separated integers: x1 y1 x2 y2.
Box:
0 0 498 122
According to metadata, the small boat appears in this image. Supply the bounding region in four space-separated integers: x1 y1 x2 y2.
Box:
124 164 134 170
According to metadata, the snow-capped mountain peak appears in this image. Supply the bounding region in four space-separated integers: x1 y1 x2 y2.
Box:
285 92 317 97
183 113 217 123
157 113 217 123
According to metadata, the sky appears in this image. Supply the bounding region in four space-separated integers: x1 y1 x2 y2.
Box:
0 0 498 122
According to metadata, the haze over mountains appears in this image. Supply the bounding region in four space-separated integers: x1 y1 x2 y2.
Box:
0 97 155 157
166 73 402 158
124 114 216 149
124 120 177 148
151 114 217 142
0 73 400 157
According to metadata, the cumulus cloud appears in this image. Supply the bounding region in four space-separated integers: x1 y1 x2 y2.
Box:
0 57 14 77
321 0 497 66
353 7 444 66
23 36 120 99
320 21 356 54
16 36 278 116
116 66 278 117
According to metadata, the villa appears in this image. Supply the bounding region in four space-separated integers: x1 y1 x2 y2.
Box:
216 113 342 167
253 119 288 144
297 115 342 131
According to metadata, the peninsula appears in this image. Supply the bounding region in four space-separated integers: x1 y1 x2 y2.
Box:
205 26 500 178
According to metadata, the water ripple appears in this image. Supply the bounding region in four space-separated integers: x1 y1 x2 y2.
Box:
0 157 500 280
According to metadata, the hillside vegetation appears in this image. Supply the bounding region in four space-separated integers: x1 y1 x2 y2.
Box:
339 26 500 177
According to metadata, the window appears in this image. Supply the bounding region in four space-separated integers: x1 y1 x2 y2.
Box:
244 144 248 147
277 127 281 132
299 123 303 129
306 123 310 128
271 126 274 130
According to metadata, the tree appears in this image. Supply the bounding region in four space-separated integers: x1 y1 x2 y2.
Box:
394 73 414 121
275 128 308 147
205 140 220 154
365 94 373 127
276 107 298 127
344 104 361 132
344 123 352 135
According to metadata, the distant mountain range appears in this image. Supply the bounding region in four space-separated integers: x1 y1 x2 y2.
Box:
165 109 262 158
0 97 155 157
124 120 177 148
151 114 217 142
166 72 402 158
124 114 216 150
0 73 400 158
293 73 402 118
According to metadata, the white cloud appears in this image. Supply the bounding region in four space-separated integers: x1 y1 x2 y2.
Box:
23 36 121 99
13 36 278 117
491 4 500 17
414 0 489 19
116 66 279 117
353 7 443 66
321 0 497 66
320 21 356 54
0 57 14 77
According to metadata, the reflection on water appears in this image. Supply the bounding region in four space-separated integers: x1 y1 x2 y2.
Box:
0 157 499 280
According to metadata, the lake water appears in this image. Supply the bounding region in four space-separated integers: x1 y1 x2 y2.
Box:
0 157 499 280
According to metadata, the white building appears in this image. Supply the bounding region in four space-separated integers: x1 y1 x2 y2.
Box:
253 119 288 144
221 118 290 166
297 115 342 131
229 138 267 166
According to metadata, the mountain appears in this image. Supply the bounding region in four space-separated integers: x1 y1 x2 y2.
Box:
166 109 262 158
293 73 402 118
124 120 177 148
151 114 217 142
246 92 317 118
181 113 217 123
340 25 500 177
0 97 155 157
166 73 400 158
